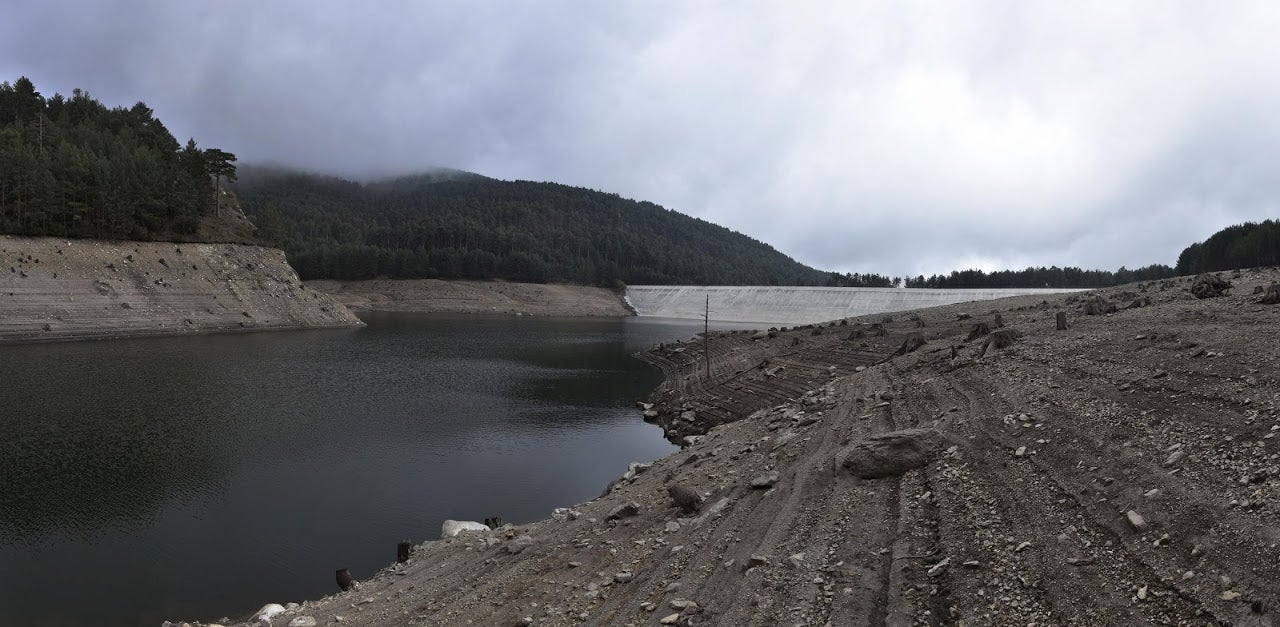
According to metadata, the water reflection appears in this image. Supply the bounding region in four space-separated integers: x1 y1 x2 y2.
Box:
0 314 720 627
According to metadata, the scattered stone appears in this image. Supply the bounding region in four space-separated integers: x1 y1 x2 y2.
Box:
1014 446 1027 457
1015 541 1032 553
1221 591 1242 601
665 521 681 533
1163 450 1187 467
1126 510 1148 531
750 471 780 489
927 557 951 576
505 534 534 554
839 428 945 479
660 614 681 624
748 554 771 568
669 598 698 611
614 571 634 583
287 618 317 627
606 501 641 520
1136 585 1149 601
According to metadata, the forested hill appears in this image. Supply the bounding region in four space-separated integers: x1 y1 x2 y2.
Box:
0 76 246 242
1176 219 1280 275
234 167 838 286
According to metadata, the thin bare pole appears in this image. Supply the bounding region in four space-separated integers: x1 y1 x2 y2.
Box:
704 294 710 379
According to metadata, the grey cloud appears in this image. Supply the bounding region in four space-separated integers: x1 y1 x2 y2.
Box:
4 1 1280 278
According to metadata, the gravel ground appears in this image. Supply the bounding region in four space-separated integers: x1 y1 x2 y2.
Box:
181 268 1280 627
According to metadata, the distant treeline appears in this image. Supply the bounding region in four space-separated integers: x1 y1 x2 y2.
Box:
902 264 1178 289
822 271 896 288
1176 219 1280 275
0 76 236 241
235 168 832 286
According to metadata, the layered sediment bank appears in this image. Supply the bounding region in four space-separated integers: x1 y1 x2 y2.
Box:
190 269 1280 626
626 284 1083 324
307 278 632 317
0 235 361 342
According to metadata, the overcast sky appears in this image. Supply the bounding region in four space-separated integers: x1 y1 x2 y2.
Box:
4 1 1279 277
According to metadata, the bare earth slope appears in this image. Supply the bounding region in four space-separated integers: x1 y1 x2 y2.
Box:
306 279 631 317
0 235 361 341
190 269 1279 627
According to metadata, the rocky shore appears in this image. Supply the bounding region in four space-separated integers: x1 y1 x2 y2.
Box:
181 269 1278 626
0 235 361 342
306 278 631 318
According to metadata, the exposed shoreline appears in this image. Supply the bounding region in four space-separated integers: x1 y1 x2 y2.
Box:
0 235 362 343
181 268 1280 627
306 278 632 318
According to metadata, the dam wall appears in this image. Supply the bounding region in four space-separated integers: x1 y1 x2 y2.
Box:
0 235 362 342
625 285 1083 325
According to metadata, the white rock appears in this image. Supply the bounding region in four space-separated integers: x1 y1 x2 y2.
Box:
441 519 490 538
253 604 286 623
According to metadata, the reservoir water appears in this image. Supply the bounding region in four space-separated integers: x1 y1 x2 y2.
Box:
0 313 736 626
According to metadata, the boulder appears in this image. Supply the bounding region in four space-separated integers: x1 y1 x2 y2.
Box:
840 428 945 479
606 501 641 520
1190 273 1231 299
668 483 704 514
253 604 286 623
441 519 490 538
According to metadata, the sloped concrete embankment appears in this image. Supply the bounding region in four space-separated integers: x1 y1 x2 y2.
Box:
0 235 362 342
625 285 1082 325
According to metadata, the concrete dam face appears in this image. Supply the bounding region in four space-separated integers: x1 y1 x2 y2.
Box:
625 285 1081 325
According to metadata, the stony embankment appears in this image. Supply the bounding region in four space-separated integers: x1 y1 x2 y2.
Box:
185 269 1279 627
306 279 632 317
0 235 361 341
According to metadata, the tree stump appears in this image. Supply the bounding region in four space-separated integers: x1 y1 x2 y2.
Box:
1083 295 1117 315
397 541 413 563
979 329 1021 357
1261 283 1280 305
1056 311 1068 330
993 313 1004 328
965 322 992 342
1190 273 1231 299
895 333 927 355
484 516 504 529
336 568 356 591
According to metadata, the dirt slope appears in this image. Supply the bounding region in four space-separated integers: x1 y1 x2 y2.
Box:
186 269 1279 627
306 279 631 317
0 235 361 341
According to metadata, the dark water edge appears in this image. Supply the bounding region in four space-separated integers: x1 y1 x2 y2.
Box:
0 313 761 627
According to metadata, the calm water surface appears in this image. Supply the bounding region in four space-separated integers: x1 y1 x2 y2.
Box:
0 313 747 626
